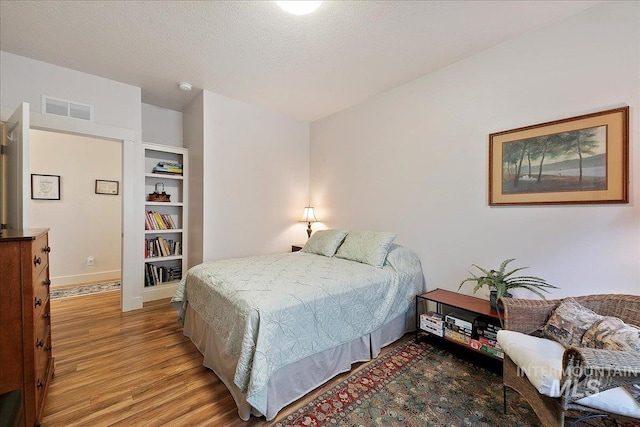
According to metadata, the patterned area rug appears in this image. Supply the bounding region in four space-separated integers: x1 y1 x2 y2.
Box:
50 281 121 300
272 339 628 427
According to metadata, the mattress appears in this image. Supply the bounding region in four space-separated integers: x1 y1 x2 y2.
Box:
171 243 424 419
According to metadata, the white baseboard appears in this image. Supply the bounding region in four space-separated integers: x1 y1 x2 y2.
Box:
123 296 144 312
51 270 121 288
142 282 179 302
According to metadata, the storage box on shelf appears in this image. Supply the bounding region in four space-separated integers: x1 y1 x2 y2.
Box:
419 312 445 337
416 288 504 360
445 311 476 335
143 143 188 301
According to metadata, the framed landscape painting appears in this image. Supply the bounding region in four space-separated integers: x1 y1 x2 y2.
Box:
489 107 629 206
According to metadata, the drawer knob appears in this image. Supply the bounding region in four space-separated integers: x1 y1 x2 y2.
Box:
37 380 44 389
44 312 50 319
35 297 42 307
43 279 51 287
45 344 52 352
36 339 44 348
44 246 51 253
34 255 42 266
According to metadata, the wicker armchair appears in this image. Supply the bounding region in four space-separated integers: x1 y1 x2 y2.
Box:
498 294 640 427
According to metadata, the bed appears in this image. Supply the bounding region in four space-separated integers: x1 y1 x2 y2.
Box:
171 230 424 421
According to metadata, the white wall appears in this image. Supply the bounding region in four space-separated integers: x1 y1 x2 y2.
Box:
201 90 310 260
0 51 309 310
142 103 183 147
1 51 144 311
29 130 121 286
310 2 640 298
183 92 205 267
0 52 140 132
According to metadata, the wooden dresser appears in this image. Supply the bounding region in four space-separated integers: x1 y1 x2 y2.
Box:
0 229 54 427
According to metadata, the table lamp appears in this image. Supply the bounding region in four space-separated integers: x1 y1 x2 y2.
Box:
300 206 317 238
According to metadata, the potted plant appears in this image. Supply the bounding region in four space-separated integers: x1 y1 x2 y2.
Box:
458 258 558 310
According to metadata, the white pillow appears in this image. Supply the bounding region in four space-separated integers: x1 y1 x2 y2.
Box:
300 229 349 257
335 230 397 268
575 386 640 419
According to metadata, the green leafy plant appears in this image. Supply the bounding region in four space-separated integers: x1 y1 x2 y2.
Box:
458 258 558 300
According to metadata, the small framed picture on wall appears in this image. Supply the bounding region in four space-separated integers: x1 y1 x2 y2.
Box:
31 174 61 200
95 179 119 195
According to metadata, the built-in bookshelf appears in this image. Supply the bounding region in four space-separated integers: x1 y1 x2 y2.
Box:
142 143 188 302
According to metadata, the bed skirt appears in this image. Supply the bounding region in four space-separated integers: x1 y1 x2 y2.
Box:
183 303 415 421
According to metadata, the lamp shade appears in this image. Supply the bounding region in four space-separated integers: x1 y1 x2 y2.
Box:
300 206 317 223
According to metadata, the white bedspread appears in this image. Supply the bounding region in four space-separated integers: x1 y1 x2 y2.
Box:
171 244 423 416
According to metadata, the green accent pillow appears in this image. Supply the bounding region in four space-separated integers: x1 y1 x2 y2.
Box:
300 229 349 257
335 230 397 268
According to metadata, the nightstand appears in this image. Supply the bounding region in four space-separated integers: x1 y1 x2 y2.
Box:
291 244 303 252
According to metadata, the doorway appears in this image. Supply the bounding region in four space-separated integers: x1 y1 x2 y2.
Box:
2 103 139 312
29 129 122 293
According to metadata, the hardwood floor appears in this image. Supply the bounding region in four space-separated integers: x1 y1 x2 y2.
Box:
43 291 410 426
43 291 261 426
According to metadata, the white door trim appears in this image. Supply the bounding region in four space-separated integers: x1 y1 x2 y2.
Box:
1 106 143 312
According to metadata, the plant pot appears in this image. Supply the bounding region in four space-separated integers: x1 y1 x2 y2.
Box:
490 290 512 311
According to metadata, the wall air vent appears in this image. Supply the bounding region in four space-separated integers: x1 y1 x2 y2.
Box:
42 96 93 121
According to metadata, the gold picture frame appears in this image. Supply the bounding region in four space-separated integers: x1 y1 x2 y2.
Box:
489 106 629 206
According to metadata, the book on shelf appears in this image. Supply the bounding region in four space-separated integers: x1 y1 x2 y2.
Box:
153 212 166 229
145 211 178 230
156 239 165 257
152 263 159 284
145 237 180 258
144 263 152 286
153 168 183 175
144 263 183 287
152 161 183 175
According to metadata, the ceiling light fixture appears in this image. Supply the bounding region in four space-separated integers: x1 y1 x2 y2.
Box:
178 82 192 91
276 1 322 16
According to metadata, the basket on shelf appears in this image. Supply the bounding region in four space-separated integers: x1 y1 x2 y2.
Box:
148 182 171 202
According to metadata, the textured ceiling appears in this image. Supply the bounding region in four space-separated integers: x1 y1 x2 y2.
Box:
0 1 602 122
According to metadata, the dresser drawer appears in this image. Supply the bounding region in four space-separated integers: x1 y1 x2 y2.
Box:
34 303 50 355
35 329 51 376
33 267 51 317
34 333 53 424
31 233 50 283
